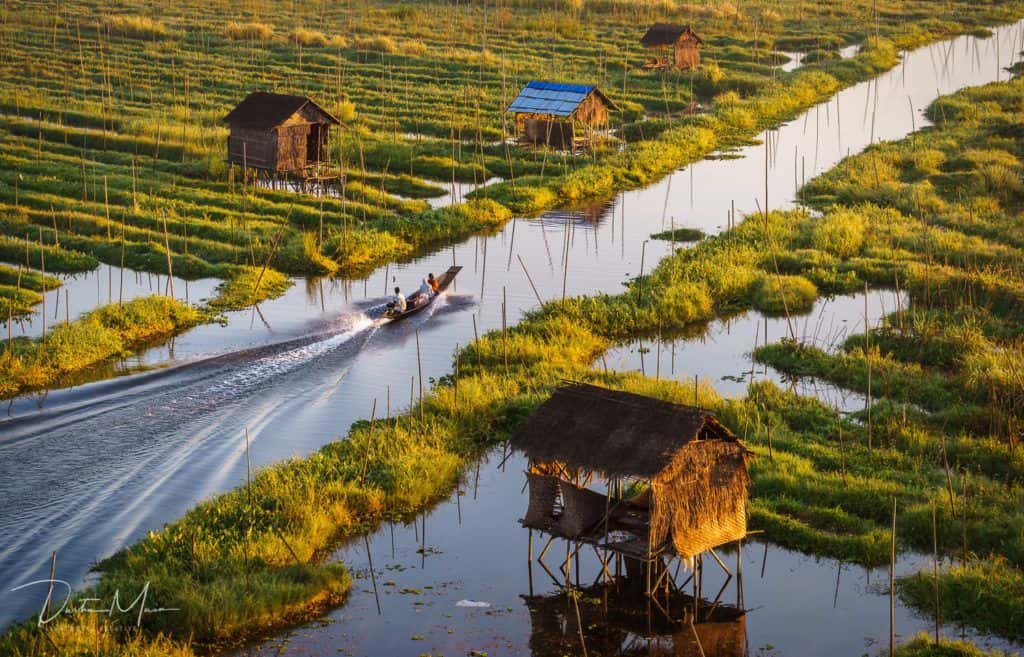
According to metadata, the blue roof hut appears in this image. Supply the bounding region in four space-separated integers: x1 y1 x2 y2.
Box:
506 81 618 150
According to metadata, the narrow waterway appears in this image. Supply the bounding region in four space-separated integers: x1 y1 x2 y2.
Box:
1 21 1021 652
231 449 1019 657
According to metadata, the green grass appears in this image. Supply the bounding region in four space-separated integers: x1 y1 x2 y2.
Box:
0 295 204 398
0 0 1017 320
895 634 1015 657
899 560 1024 643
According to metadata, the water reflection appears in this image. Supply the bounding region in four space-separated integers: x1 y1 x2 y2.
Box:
602 289 905 410
524 580 745 657
7 265 221 339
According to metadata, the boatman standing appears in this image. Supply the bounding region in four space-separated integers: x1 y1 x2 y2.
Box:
417 275 435 299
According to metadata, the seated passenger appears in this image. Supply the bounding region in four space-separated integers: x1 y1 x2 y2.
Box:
388 286 406 313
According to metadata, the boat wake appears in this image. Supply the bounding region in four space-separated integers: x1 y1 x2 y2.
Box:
0 309 382 626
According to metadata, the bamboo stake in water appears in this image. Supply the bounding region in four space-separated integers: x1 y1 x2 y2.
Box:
44 550 57 620
932 500 941 642
119 210 125 306
39 229 45 343
502 286 508 377
360 399 377 484
364 535 382 615
561 224 569 301
838 408 846 482
162 215 174 298
890 496 896 657
961 474 969 565
638 240 647 302
865 283 873 448
244 427 252 505
517 254 543 306
409 376 415 433
454 344 460 410
416 330 424 423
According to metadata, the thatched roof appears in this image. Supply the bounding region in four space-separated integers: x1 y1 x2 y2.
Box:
641 23 704 47
223 91 340 128
511 382 738 478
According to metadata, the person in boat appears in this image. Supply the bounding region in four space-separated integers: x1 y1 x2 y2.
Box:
417 274 435 298
427 273 440 294
408 274 436 306
387 286 406 313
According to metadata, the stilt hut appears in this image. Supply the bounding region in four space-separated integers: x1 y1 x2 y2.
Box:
223 92 340 180
512 383 749 586
641 23 703 70
506 81 618 150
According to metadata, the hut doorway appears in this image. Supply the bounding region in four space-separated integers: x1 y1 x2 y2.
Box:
306 124 325 164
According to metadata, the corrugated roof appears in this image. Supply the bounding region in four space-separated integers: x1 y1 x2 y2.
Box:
506 81 618 117
223 91 341 128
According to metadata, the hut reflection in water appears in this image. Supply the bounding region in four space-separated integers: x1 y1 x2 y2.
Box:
523 578 745 657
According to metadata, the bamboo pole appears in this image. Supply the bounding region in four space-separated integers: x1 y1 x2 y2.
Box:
517 254 543 306
409 376 415 433
416 330 424 423
561 224 569 301
502 286 508 377
932 500 940 642
364 535 382 615
638 240 647 302
162 215 174 298
838 409 846 482
244 427 253 505
360 399 378 484
890 496 896 657
454 344 460 410
39 229 45 343
961 474 968 565
119 210 125 306
43 550 57 620
865 283 873 448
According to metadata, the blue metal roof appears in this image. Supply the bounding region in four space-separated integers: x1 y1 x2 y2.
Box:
506 81 597 117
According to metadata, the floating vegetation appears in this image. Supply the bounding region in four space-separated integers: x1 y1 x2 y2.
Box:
650 226 704 242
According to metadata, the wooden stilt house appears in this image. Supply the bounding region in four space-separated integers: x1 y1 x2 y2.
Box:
641 23 703 70
506 81 618 150
512 383 749 569
223 92 340 175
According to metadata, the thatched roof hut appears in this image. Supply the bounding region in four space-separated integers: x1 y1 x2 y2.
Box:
512 383 748 559
223 91 340 173
641 23 703 70
506 81 618 150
